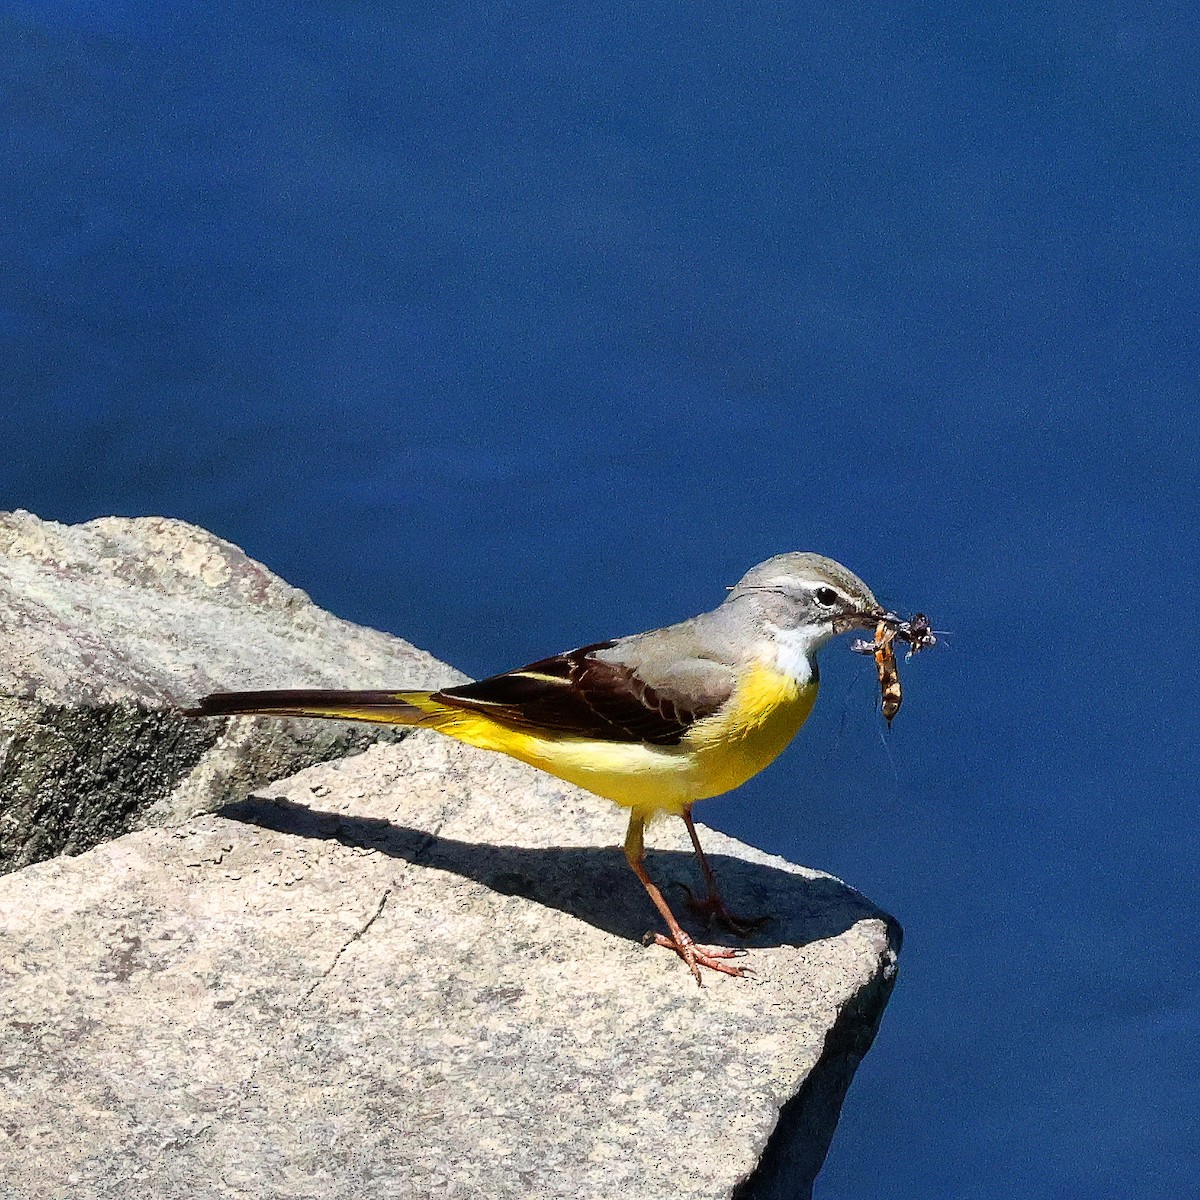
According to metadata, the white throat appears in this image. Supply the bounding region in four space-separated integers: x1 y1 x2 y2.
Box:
762 622 824 685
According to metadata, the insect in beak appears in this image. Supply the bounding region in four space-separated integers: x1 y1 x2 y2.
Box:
851 611 937 724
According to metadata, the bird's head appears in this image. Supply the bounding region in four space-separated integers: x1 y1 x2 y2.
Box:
725 553 892 656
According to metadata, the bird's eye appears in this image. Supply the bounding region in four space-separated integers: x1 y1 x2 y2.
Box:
814 586 839 607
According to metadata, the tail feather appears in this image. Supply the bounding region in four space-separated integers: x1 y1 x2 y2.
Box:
184 688 437 727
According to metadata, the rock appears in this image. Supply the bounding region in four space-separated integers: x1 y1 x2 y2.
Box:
0 735 899 1200
0 510 463 873
0 510 900 1194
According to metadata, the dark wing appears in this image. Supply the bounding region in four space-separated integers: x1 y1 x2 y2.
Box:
432 641 731 746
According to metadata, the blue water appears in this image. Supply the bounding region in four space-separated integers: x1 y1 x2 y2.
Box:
3 5 1197 1195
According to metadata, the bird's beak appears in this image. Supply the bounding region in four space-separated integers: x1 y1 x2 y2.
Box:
833 604 894 636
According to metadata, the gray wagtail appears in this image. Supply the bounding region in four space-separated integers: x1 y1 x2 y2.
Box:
189 553 896 983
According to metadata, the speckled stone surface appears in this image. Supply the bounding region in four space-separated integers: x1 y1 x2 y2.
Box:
0 734 899 1200
0 510 462 871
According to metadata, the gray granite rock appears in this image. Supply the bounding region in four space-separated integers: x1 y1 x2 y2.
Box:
0 510 462 872
0 511 900 1195
0 734 899 1199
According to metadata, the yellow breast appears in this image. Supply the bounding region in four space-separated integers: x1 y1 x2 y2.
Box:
684 659 818 800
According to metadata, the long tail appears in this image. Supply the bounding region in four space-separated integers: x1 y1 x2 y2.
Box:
184 688 442 727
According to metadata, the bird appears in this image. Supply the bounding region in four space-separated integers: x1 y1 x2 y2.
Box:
187 552 895 983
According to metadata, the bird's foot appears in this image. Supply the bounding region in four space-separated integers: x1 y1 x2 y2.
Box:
678 882 771 936
644 929 748 985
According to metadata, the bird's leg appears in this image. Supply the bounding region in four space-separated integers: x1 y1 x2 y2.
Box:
679 808 770 935
623 813 745 985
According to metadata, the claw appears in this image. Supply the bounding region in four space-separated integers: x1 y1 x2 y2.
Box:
677 880 772 936
648 931 747 984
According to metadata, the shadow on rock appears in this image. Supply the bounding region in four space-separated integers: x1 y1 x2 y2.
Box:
220 795 900 952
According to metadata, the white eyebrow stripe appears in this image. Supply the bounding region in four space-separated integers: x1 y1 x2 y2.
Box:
760 576 813 594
